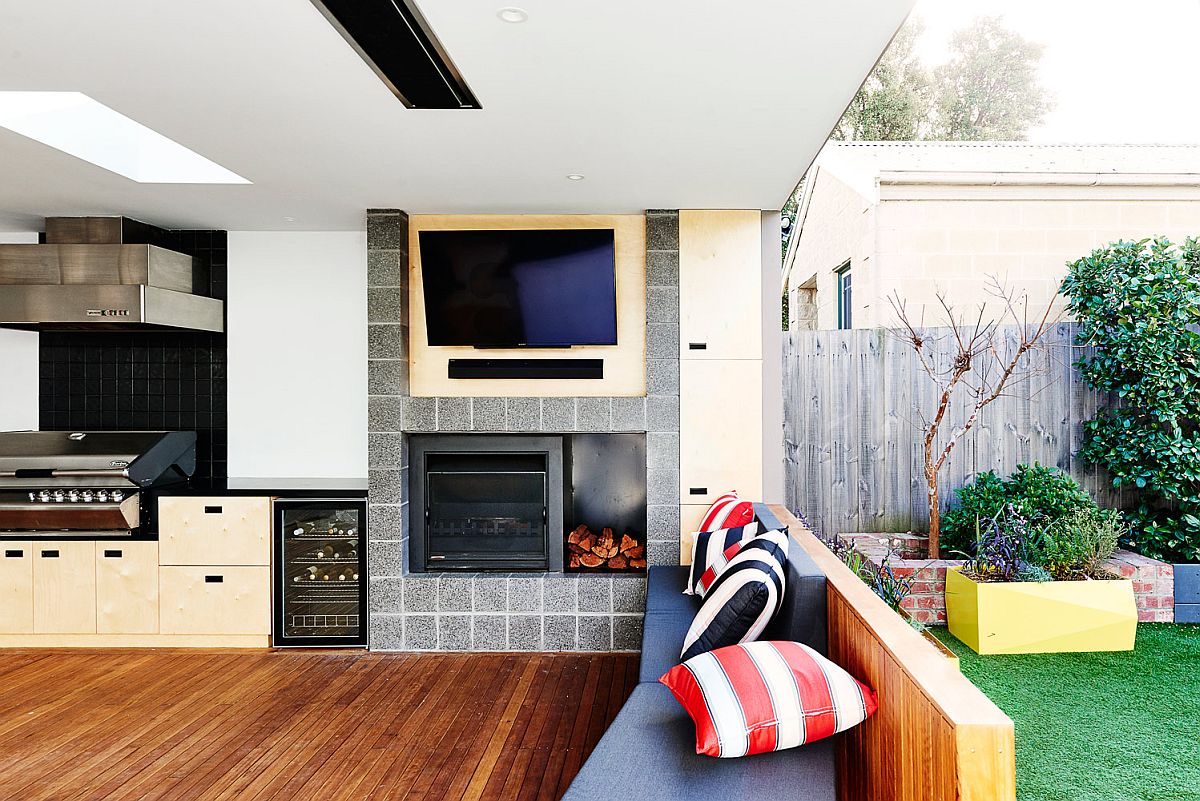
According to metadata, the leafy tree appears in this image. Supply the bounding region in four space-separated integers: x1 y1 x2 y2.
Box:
832 19 931 141
1061 238 1200 563
929 16 1053 141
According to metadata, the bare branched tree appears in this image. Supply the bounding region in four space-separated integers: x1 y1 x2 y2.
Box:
888 278 1059 557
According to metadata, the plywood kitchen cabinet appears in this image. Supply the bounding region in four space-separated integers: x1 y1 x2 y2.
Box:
0 542 33 634
96 541 159 634
33 542 97 634
158 496 271 566
678 210 762 360
159 566 270 636
679 359 763 508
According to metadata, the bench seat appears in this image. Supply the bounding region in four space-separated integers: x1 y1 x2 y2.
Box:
563 504 834 800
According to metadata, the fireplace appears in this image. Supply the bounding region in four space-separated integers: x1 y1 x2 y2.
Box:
409 435 564 572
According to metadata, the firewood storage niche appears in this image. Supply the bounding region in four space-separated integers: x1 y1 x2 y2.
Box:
408 433 646 574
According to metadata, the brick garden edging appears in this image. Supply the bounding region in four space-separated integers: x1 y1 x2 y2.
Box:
840 534 1174 624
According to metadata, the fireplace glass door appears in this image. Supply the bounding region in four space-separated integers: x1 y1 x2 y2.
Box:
424 452 549 570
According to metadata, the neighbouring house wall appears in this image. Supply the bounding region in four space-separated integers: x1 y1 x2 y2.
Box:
0 232 39 432
227 231 367 481
785 169 873 329
866 196 1200 328
782 325 1120 536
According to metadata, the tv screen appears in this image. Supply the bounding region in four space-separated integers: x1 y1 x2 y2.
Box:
419 229 618 348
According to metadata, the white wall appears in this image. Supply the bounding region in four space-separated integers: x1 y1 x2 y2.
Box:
0 232 40 432
228 231 367 481
760 211 784 503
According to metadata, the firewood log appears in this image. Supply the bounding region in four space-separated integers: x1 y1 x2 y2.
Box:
569 554 582 569
568 525 588 546
625 545 645 559
630 558 647 569
579 533 596 553
609 555 628 570
567 542 587 555
579 553 605 568
619 534 638 554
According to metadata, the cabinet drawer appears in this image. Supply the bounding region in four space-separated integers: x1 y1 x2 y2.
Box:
159 566 270 635
97 542 159 634
680 359 763 506
0 542 33 634
159 496 270 566
679 210 762 360
34 542 97 634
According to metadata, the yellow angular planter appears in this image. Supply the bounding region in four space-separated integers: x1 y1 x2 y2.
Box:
945 567 1137 655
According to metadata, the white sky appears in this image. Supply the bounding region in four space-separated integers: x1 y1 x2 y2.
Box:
911 0 1200 143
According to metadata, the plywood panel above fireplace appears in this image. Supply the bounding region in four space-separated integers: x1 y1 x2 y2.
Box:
408 214 646 398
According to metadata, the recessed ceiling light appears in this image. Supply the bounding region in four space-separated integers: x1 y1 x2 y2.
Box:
497 7 528 23
0 91 250 184
566 173 585 181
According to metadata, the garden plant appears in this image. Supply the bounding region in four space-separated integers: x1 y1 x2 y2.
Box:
1062 237 1200 563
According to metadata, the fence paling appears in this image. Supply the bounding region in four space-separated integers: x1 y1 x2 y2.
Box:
782 324 1115 536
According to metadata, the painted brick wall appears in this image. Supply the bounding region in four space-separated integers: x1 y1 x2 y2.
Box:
847 536 1174 625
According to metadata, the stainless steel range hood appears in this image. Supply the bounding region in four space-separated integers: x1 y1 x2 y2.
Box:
0 217 224 332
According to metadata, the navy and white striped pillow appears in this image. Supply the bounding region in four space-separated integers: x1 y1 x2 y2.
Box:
684 522 763 597
681 527 789 661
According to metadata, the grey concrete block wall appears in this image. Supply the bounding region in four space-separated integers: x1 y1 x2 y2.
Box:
366 209 681 652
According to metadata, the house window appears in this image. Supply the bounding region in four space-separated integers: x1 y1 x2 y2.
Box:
836 262 852 329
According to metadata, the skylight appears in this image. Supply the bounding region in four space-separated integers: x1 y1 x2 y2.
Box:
0 91 250 184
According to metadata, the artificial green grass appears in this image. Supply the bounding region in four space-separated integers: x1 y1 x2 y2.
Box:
934 625 1200 801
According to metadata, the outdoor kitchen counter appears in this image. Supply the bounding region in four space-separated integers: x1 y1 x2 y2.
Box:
0 489 279 649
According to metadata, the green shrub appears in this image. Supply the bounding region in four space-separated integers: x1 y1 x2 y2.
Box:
1039 507 1125 580
1061 237 1200 563
941 463 1095 556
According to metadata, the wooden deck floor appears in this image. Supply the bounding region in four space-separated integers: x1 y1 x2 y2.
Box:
0 649 637 801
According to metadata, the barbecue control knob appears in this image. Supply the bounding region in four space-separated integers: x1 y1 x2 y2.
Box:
109 490 124 502
37 491 50 503
68 490 79 502
53 490 65 502
81 490 94 502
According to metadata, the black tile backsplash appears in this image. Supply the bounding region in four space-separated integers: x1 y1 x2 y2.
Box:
38 228 228 483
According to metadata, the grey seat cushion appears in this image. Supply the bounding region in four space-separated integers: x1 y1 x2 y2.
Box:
561 683 835 801
645 565 697 616
638 611 692 683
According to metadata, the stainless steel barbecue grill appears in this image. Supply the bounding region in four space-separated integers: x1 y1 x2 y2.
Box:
0 431 196 538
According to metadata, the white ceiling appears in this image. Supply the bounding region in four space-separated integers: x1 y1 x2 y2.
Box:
0 0 913 232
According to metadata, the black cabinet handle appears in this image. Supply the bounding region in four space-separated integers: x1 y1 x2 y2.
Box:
688 342 707 350
4 549 23 558
204 505 223 514
103 549 123 558
689 487 708 495
41 550 60 558
205 575 224 583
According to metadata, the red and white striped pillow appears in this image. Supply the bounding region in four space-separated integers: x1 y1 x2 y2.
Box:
684 522 762 597
697 491 754 533
660 641 878 758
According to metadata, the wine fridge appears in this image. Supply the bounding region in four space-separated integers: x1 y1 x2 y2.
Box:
273 497 367 648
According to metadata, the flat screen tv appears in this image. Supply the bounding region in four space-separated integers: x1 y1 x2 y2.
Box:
419 229 618 348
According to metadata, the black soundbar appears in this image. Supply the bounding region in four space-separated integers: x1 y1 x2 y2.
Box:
448 358 604 380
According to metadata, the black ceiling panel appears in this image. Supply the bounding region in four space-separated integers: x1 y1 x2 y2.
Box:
310 0 480 110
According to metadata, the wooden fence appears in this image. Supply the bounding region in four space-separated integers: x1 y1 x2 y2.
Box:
782 323 1119 536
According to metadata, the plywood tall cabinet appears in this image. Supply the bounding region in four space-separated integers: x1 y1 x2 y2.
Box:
678 210 765 561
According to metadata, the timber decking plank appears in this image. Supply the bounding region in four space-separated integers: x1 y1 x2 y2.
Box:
0 649 634 801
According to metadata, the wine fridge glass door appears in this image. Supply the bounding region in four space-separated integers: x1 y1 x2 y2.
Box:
275 499 367 646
